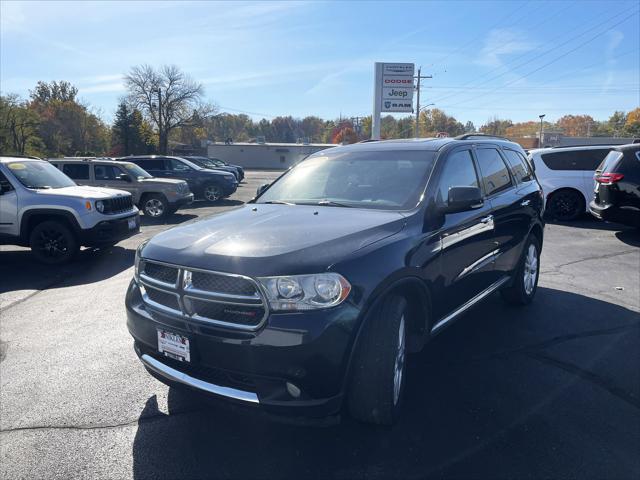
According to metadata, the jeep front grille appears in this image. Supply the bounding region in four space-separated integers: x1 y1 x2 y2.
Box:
138 260 268 331
104 195 134 214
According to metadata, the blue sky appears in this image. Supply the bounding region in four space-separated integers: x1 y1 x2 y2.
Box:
1 0 638 127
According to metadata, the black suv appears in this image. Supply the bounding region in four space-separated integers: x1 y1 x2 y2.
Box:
590 143 640 228
126 135 544 425
181 156 244 182
118 155 238 202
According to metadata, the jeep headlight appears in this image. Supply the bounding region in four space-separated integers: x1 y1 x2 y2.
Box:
134 240 149 281
257 273 351 311
95 200 105 213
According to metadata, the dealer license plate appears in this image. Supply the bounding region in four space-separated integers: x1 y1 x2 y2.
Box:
157 329 190 362
128 218 138 230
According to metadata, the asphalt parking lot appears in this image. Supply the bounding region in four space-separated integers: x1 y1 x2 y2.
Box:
1 170 639 480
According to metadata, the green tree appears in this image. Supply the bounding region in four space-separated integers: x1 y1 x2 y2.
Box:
111 100 156 155
0 94 42 155
480 117 513 136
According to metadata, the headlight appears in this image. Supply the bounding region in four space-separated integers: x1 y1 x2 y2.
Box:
95 200 105 213
258 273 351 311
134 240 149 281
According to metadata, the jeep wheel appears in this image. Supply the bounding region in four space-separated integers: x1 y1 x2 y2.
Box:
546 190 584 221
142 195 168 219
501 235 540 305
29 220 79 264
348 295 407 425
203 184 223 202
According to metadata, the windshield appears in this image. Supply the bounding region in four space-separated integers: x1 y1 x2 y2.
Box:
256 149 436 210
121 162 152 178
597 150 623 173
188 157 218 169
7 161 76 189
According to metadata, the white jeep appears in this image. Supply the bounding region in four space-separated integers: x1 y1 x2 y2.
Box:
0 156 140 264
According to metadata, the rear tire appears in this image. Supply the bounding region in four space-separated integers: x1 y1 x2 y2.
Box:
203 183 223 203
348 295 407 425
546 189 584 221
29 220 79 264
501 235 540 306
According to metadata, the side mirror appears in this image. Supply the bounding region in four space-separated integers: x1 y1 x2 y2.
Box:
445 186 483 213
120 174 133 183
256 183 270 196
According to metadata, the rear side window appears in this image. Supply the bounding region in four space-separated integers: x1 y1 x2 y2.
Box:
134 159 165 171
62 163 90 180
168 159 191 172
540 149 610 171
598 151 623 172
475 148 512 196
503 149 533 183
436 150 479 204
94 165 127 181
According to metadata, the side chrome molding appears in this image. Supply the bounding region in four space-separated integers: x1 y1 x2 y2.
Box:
430 276 511 334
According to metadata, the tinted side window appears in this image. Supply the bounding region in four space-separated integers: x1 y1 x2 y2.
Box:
168 159 191 171
135 159 165 171
0 171 15 192
476 148 512 196
540 149 610 171
503 149 533 183
62 164 90 180
436 150 479 204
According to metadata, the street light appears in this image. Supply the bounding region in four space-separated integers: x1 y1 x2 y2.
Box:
538 114 546 148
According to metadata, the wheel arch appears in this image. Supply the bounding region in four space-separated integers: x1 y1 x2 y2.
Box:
20 209 81 242
546 186 588 212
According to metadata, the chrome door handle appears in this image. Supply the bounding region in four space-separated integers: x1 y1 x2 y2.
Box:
480 215 493 224
521 200 531 206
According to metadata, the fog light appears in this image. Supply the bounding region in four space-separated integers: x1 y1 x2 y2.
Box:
286 382 301 399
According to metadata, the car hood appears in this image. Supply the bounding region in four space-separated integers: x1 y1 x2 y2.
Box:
33 185 131 200
142 204 407 276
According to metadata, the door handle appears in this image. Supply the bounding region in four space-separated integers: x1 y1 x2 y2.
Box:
480 215 493 224
521 200 531 206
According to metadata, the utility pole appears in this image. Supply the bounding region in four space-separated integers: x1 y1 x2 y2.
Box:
157 88 163 153
538 114 546 148
414 67 432 138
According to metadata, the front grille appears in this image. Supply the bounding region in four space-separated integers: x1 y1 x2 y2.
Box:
143 285 180 311
104 195 133 214
142 261 178 286
138 262 268 331
191 271 258 296
187 298 265 327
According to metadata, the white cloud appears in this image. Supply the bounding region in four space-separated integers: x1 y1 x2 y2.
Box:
475 28 537 68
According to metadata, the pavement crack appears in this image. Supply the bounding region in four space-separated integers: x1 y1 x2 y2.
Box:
525 350 640 410
541 248 638 273
0 405 206 434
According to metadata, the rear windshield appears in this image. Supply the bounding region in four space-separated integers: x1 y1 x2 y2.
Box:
540 149 610 171
256 149 436 210
597 151 623 173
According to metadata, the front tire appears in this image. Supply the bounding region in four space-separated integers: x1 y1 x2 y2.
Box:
142 194 168 219
348 295 407 425
203 183 223 203
501 235 540 305
29 220 79 264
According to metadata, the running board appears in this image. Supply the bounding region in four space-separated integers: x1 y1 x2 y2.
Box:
431 276 511 334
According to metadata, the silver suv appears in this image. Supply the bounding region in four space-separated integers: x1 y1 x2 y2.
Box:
0 156 140 264
50 158 193 219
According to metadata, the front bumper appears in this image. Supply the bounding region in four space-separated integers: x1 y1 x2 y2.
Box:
126 279 360 417
80 213 140 246
169 193 194 209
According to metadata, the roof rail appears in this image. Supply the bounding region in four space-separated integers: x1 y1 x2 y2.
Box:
1 154 42 160
455 133 511 141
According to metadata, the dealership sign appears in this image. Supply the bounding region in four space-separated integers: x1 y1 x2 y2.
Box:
372 62 415 138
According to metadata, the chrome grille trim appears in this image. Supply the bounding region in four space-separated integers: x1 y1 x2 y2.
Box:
137 260 269 331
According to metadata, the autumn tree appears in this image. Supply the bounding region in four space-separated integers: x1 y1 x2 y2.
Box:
480 117 513 136
624 108 640 136
125 65 205 154
0 94 41 155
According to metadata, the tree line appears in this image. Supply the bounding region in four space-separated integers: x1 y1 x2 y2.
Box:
1 64 639 158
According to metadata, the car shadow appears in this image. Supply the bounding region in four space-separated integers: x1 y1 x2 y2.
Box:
0 245 134 295
615 228 640 247
139 213 198 227
544 215 626 231
131 287 640 479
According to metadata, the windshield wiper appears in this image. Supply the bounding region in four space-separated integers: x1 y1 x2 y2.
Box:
28 185 52 189
316 200 354 208
263 200 296 205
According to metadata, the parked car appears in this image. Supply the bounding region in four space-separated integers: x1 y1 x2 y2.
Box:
0 156 139 264
589 143 640 228
181 156 244 182
118 155 237 202
126 135 544 425
527 145 612 221
49 158 194 219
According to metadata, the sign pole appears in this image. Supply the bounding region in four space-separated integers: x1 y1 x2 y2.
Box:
372 63 382 140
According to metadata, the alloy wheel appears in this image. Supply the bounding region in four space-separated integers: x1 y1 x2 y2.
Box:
204 185 222 202
393 315 406 405
523 244 538 296
145 199 165 217
35 228 69 260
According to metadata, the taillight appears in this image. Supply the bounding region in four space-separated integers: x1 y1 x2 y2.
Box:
595 172 624 185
